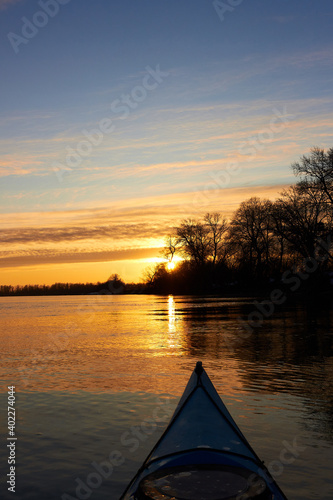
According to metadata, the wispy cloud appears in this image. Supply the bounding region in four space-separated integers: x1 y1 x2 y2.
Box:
0 183 288 254
0 247 162 268
0 222 168 245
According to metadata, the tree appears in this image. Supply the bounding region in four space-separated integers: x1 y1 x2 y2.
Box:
162 235 180 265
272 184 332 262
288 147 333 262
106 274 125 294
227 197 277 279
292 146 333 206
204 212 228 266
142 263 171 292
174 213 228 267
142 265 158 286
176 218 211 266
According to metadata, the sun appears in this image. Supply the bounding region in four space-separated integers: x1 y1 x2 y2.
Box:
166 260 176 271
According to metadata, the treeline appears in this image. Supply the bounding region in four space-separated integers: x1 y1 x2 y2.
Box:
0 275 144 297
144 147 333 295
0 282 104 296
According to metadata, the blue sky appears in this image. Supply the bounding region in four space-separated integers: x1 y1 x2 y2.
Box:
1 0 333 284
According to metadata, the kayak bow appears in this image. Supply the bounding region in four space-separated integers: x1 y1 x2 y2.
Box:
120 361 288 500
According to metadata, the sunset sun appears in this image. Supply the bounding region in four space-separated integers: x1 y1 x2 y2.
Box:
167 261 176 271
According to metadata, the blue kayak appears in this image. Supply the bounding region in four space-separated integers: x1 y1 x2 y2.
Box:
120 361 288 500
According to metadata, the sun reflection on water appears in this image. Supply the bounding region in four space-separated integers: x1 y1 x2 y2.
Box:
167 294 178 348
168 295 176 333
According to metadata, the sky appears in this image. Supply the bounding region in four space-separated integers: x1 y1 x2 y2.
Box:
1 0 333 285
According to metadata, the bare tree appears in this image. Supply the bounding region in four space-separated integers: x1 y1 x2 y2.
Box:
292 146 333 206
162 235 179 263
141 264 168 287
176 218 211 266
141 265 157 286
204 212 228 266
272 185 331 261
227 197 276 278
174 213 228 267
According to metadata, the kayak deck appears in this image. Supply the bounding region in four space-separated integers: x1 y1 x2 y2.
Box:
120 361 288 500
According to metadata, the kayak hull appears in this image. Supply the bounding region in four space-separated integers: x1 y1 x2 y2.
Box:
120 362 288 500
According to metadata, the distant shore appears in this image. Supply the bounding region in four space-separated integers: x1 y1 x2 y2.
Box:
1 279 332 301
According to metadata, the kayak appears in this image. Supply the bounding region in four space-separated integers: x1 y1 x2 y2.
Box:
119 361 288 500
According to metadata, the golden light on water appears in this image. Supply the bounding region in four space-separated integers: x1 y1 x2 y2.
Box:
168 295 176 335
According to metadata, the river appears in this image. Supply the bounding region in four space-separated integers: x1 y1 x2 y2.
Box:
0 295 332 499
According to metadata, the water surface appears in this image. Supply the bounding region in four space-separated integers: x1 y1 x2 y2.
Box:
0 295 332 499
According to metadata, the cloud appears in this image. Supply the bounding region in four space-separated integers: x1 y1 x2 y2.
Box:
0 162 45 177
0 247 162 268
0 222 168 245
0 182 287 239
0 0 24 10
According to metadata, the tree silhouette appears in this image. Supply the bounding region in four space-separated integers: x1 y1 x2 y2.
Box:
292 147 333 206
107 274 125 294
227 197 275 280
204 212 228 266
175 213 228 268
273 185 331 262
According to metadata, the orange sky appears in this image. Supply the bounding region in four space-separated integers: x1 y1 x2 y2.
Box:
1 184 287 285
